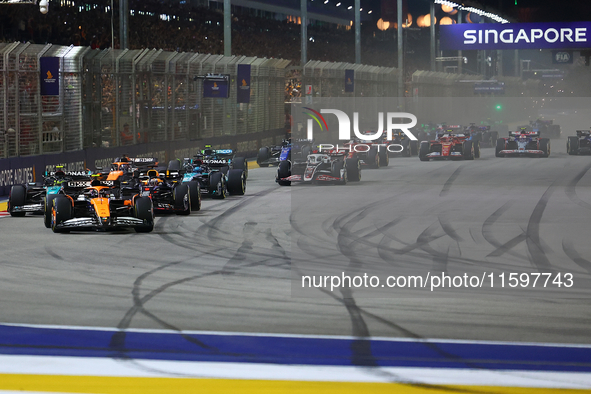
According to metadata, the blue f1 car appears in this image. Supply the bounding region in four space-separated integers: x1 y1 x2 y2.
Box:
567 129 591 155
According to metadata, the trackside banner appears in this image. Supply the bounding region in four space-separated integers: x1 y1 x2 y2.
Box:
440 22 591 51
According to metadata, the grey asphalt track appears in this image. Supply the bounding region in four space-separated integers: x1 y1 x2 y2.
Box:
1 145 591 344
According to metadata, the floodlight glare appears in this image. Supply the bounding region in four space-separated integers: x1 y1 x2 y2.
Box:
39 0 49 14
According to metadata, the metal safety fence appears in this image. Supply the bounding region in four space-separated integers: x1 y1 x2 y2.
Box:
1 41 542 161
0 42 290 159
303 60 399 98
411 71 541 98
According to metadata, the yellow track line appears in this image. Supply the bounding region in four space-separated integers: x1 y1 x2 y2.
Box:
0 375 589 394
247 159 260 169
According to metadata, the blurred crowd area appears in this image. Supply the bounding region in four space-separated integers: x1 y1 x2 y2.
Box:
0 0 423 70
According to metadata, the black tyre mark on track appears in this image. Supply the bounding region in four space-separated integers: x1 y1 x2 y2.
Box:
439 166 462 197
205 187 276 243
265 228 290 268
562 239 591 274
416 222 450 273
222 222 257 275
44 245 63 261
438 216 463 243
155 187 284 261
525 186 554 272
565 162 591 211
487 232 527 257
312 285 511 393
481 201 528 261
288 183 533 390
112 187 291 365
339 288 378 367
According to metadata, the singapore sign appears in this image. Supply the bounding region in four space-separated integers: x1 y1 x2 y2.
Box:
440 22 591 51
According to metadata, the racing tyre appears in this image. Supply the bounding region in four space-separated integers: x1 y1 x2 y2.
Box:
134 196 154 233
463 140 474 160
410 140 419 156
540 138 550 158
368 146 380 168
473 140 481 159
419 141 430 162
174 183 191 215
227 169 246 195
51 196 71 233
186 181 201 211
232 157 248 179
257 147 270 167
567 136 579 155
277 160 291 186
495 138 505 157
44 194 58 228
209 172 226 199
8 185 26 217
167 159 181 172
378 148 389 166
345 158 360 182
332 160 347 185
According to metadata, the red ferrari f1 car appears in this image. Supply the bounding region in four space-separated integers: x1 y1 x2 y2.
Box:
419 130 480 161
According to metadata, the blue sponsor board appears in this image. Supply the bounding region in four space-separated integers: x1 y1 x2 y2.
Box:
237 64 251 103
40 57 59 96
344 69 354 93
204 76 229 98
441 22 591 51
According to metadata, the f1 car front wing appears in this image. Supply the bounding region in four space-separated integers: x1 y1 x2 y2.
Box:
499 149 545 155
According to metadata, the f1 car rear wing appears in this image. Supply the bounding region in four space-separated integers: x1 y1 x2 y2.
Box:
113 156 158 164
201 145 234 156
509 130 540 137
44 170 92 177
576 130 591 136
436 132 469 139
127 157 159 168
201 157 230 167
137 166 177 179
64 177 100 188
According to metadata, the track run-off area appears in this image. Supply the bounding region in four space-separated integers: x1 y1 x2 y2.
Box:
2 146 591 393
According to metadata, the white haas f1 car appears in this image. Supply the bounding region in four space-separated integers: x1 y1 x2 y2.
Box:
276 150 359 186
495 128 550 157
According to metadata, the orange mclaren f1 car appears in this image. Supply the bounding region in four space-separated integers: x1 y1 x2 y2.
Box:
49 180 154 233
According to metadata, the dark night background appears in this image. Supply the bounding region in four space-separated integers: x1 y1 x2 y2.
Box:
454 0 590 22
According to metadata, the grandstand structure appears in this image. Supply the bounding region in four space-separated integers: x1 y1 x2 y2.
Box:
210 0 372 26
